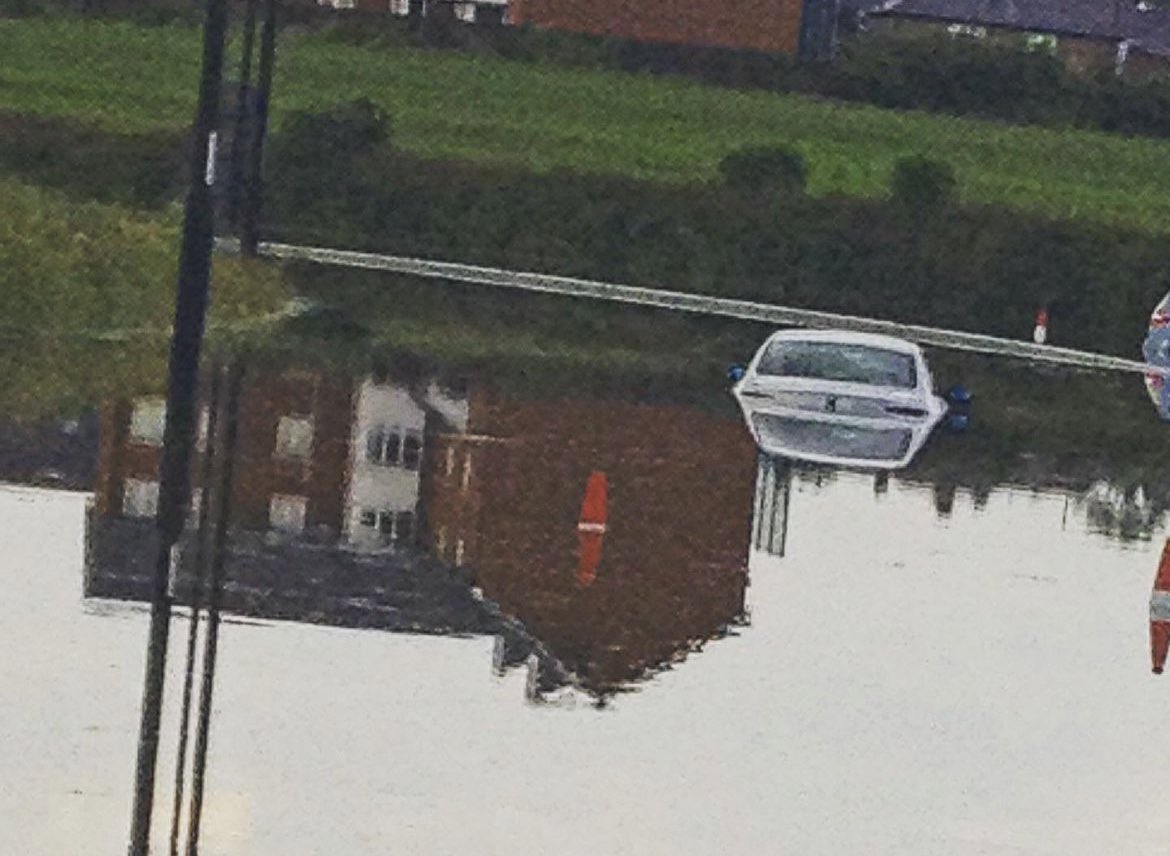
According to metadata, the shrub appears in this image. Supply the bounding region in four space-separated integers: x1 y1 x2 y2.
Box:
890 156 957 212
266 99 391 217
718 146 807 197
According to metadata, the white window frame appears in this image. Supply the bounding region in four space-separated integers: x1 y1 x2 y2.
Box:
269 494 308 533
1024 32 1058 55
947 23 987 39
356 508 416 546
123 478 160 518
129 398 166 446
275 415 314 461
366 425 423 471
461 450 473 492
455 1 476 22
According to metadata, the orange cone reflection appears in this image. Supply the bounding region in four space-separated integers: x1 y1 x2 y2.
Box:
577 471 608 587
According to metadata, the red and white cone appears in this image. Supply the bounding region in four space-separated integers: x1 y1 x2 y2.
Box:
576 471 608 587
1151 538 1170 674
1033 308 1049 345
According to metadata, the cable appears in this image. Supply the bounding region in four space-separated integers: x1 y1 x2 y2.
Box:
167 363 223 856
185 360 245 856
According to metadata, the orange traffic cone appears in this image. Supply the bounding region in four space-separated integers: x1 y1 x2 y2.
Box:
1033 308 1049 345
1151 538 1170 674
576 471 608 587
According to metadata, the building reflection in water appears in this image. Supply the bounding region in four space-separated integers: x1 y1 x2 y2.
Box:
85 362 760 699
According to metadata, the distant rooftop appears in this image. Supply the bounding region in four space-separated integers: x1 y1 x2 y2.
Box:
848 0 1170 55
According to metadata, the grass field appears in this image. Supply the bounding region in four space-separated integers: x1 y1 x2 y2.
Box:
4 17 1170 231
0 176 288 416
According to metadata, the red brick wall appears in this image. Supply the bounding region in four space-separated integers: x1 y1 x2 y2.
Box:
509 0 807 55
422 389 757 689
229 369 354 534
94 369 354 537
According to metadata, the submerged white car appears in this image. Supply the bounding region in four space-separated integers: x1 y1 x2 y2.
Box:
731 330 949 470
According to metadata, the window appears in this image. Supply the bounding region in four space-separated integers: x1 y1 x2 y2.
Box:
390 0 410 13
402 433 422 470
752 413 913 462
188 489 203 527
397 512 414 544
367 427 401 466
455 537 466 566
437 526 448 556
461 451 473 492
129 399 166 446
445 446 456 477
455 1 475 22
756 341 917 388
357 508 416 546
269 495 308 533
123 478 160 518
195 406 210 452
1025 32 1058 55
366 426 422 471
947 23 987 39
275 416 314 461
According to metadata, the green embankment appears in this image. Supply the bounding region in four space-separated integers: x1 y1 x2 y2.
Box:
3 17 1170 231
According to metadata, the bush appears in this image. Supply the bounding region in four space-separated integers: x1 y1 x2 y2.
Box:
890 156 957 212
274 99 390 163
266 99 391 217
718 146 807 197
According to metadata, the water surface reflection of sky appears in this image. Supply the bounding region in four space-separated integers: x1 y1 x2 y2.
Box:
6 452 1170 854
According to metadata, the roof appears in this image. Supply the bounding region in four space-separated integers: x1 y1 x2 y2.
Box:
852 0 1170 56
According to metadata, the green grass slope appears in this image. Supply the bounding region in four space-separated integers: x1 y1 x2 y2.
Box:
3 17 1170 230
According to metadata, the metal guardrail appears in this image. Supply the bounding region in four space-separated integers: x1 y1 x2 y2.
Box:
216 237 1166 377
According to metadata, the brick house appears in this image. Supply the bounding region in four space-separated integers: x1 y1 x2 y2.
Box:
420 388 760 692
848 0 1170 77
507 0 840 57
89 364 773 695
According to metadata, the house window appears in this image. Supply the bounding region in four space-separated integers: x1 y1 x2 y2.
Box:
195 406 210 452
455 537 466 566
269 494 308 533
275 415 314 461
461 451 473 492
188 489 203 527
947 23 987 39
1025 32 1058 55
367 427 401 466
445 445 456 477
357 508 416 545
366 426 423 470
123 478 160 518
389 0 410 13
436 525 448 557
129 399 166 446
402 433 422 470
455 1 475 22
397 511 415 544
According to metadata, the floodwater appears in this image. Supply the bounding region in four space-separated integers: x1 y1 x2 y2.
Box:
5 352 1170 856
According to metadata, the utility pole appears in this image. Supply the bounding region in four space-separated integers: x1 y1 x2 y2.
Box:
241 0 279 256
126 0 230 849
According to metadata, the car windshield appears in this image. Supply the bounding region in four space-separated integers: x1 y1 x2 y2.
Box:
752 414 913 462
756 341 917 388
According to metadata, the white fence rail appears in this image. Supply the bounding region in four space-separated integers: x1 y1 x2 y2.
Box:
217 238 1164 377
